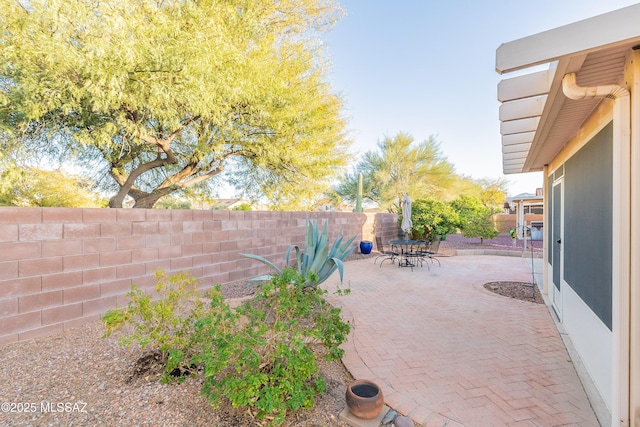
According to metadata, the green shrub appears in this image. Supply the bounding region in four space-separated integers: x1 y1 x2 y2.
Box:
451 195 498 242
103 267 351 425
192 268 351 425
408 198 459 240
102 269 209 380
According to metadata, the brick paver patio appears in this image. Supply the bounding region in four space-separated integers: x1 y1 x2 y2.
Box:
324 255 599 427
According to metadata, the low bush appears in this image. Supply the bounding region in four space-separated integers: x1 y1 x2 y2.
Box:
192 268 350 425
103 268 351 425
102 269 209 381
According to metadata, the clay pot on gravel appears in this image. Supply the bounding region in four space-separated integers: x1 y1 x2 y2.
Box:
345 379 384 419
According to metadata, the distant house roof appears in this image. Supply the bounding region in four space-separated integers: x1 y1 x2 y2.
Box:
213 198 242 207
496 4 640 174
508 193 543 204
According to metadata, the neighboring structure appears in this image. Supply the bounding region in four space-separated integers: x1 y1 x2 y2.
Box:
209 198 254 210
505 191 544 240
496 5 640 426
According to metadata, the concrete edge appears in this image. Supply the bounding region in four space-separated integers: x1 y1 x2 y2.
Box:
454 249 543 258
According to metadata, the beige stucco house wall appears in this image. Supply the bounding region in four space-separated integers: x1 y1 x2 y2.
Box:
496 5 640 426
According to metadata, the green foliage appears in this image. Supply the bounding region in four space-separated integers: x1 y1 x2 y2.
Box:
474 178 509 210
103 267 351 424
102 270 208 379
335 132 456 212
192 268 350 425
0 164 106 208
455 177 509 211
154 196 192 210
243 219 356 287
232 203 252 211
1 0 349 209
408 198 459 240
451 195 498 242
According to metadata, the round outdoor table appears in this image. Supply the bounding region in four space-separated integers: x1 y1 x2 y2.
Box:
389 240 427 270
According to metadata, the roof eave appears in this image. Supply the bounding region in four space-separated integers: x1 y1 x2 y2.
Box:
496 4 640 74
497 4 640 175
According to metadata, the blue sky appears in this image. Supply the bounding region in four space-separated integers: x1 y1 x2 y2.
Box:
323 1 638 197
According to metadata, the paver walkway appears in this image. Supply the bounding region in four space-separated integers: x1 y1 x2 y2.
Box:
324 255 599 427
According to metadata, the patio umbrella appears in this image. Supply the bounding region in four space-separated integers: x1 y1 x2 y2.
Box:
401 193 412 235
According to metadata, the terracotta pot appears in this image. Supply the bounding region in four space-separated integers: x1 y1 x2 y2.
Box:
345 379 384 419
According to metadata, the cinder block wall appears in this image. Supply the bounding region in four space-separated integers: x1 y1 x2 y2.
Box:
494 214 544 234
0 207 399 345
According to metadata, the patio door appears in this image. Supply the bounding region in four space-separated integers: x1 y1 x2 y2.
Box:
551 178 563 319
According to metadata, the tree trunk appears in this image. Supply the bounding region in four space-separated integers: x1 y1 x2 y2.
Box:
108 194 125 208
132 190 173 209
107 189 170 209
132 198 159 209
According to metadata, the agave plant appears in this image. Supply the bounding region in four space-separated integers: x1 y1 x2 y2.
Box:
242 219 357 287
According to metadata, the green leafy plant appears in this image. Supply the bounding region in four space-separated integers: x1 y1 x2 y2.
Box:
408 198 459 240
451 195 499 243
242 219 356 287
192 268 350 425
102 269 208 380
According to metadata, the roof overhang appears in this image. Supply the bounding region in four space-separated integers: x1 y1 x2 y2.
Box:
507 194 544 205
496 4 640 174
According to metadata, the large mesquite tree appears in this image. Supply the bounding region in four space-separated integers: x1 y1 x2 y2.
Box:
0 0 350 208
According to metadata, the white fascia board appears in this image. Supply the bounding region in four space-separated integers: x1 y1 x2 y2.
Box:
504 159 526 167
503 143 531 154
503 151 528 161
499 95 547 121
501 117 541 135
502 132 536 145
496 3 640 74
504 156 526 163
503 167 524 174
502 132 535 146
504 166 526 174
498 70 552 102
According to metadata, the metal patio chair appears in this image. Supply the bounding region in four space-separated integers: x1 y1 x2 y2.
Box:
419 235 442 267
374 236 399 267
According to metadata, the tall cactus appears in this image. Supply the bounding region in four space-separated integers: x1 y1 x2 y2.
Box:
355 172 363 213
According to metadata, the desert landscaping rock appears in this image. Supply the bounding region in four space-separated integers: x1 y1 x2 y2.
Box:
483 281 544 304
393 415 414 427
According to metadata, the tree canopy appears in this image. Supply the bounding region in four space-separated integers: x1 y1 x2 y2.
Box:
0 162 106 207
0 0 350 209
407 198 459 240
334 132 456 212
451 195 499 242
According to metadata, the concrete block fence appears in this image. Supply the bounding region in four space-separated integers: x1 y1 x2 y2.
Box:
494 213 544 234
0 207 399 345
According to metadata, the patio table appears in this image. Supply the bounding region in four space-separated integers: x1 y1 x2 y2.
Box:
389 239 429 270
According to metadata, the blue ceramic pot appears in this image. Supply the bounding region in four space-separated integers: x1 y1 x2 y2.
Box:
359 240 373 254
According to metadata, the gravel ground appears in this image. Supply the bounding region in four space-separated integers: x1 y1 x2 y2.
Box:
0 233 539 427
483 281 544 304
439 233 543 254
0 316 354 427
